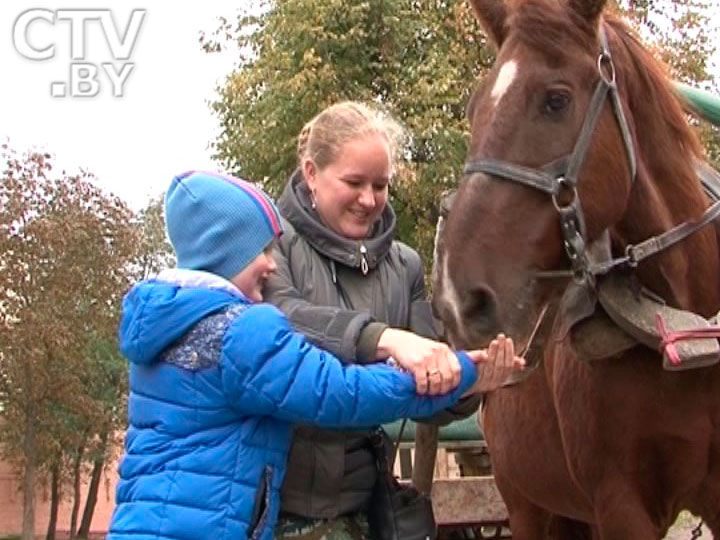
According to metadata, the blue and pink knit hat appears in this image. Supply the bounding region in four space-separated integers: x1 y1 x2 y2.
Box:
165 171 283 280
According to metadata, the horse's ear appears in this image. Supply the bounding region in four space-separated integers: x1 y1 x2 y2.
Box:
567 0 607 24
467 0 508 48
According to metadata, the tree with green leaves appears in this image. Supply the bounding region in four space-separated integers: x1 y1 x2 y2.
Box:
0 144 139 540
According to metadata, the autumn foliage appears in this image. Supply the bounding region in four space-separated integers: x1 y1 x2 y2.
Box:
0 144 151 540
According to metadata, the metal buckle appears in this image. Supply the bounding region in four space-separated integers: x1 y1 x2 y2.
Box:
624 244 639 267
552 176 578 211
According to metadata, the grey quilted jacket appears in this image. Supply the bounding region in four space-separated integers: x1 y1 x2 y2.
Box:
263 171 479 519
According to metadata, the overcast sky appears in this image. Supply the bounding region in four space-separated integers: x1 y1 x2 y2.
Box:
1 2 718 212
1 1 240 210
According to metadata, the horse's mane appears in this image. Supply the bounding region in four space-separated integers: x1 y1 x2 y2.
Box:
603 15 704 177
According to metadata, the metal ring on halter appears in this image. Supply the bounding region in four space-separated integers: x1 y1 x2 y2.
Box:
572 267 589 284
552 177 578 211
597 52 616 85
624 244 639 267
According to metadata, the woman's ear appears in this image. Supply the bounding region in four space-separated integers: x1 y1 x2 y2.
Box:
302 158 317 188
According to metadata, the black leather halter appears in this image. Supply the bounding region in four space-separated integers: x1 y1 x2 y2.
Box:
463 26 720 287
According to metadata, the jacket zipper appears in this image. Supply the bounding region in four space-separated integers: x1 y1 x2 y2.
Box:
250 465 273 540
360 244 369 275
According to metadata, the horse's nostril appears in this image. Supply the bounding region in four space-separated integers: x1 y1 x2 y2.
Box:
463 285 498 329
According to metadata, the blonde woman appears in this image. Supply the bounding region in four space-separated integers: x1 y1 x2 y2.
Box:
265 102 519 538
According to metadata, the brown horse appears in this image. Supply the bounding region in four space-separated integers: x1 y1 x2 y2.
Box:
433 0 720 537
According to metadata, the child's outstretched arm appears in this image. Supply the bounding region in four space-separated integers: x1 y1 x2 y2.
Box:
221 304 481 427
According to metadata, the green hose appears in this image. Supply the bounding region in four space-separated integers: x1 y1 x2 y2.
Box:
674 81 720 126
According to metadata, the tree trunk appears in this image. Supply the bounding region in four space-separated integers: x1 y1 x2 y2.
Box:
21 412 36 540
46 463 60 540
76 458 103 538
69 446 84 538
77 433 107 539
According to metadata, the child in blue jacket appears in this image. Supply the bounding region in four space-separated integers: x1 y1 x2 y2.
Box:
108 171 521 540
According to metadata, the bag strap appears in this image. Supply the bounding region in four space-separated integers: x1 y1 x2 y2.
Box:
391 418 407 462
371 419 408 474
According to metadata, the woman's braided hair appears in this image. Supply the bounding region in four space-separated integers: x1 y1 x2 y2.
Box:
297 101 405 176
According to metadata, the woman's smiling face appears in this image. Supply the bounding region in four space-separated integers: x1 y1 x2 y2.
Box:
304 133 391 240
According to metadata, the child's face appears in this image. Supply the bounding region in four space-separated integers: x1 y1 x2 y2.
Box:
230 244 277 302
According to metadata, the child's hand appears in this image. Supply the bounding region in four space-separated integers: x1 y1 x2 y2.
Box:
463 334 525 395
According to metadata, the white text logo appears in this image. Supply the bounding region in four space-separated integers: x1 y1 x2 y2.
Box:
12 9 147 98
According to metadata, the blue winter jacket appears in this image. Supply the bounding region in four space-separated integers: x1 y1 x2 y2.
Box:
107 270 477 540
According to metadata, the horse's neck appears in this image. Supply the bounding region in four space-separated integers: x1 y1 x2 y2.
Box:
616 161 720 317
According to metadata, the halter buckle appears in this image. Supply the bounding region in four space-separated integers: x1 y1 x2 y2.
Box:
552 176 578 211
625 244 639 267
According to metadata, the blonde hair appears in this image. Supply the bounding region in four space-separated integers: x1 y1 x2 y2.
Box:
297 101 406 175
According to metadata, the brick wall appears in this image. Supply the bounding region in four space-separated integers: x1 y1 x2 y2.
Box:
0 459 118 537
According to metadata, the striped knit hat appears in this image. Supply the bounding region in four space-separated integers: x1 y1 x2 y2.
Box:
165 171 283 281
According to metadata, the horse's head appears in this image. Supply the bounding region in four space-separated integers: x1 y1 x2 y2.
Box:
433 0 713 350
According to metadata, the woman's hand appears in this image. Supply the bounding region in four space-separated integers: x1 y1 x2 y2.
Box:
376 328 461 395
464 334 525 395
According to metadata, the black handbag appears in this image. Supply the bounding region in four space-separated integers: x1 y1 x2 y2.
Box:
367 422 437 540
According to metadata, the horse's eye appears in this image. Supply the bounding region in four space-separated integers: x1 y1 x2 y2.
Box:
543 91 571 115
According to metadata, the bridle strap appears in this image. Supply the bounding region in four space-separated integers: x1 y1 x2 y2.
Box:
598 28 637 182
624 199 720 266
565 74 613 187
464 159 558 195
530 183 720 280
